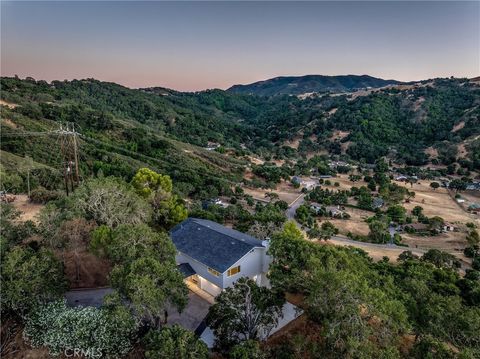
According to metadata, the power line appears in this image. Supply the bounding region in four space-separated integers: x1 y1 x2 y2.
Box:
2 125 239 187
57 123 81 195
1 123 81 196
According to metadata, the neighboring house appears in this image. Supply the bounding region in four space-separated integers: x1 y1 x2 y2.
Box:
372 197 384 209
442 223 456 232
363 164 377 170
328 160 348 169
394 174 419 183
466 182 480 191
401 223 430 234
291 176 317 189
291 176 302 185
468 203 480 214
170 218 270 297
325 205 343 217
310 202 323 213
440 179 451 188
205 141 221 151
303 179 318 190
202 198 227 209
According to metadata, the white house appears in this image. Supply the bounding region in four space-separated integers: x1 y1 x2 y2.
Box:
310 202 323 213
325 205 343 217
442 223 456 232
171 218 303 349
170 218 271 297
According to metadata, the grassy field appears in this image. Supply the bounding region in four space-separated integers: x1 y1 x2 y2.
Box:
322 207 372 236
313 174 479 264
396 180 479 224
243 180 303 206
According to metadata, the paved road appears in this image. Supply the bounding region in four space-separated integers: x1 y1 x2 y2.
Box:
284 201 470 269
284 196 426 256
286 194 306 221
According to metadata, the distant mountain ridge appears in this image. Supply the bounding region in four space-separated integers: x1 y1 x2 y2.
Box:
228 74 403 96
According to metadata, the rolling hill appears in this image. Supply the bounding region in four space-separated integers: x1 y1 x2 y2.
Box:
1 76 479 199
227 74 403 96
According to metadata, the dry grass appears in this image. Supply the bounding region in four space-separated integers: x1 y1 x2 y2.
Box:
284 137 301 149
451 121 465 133
264 314 317 348
457 143 468 159
395 180 478 224
246 155 265 165
310 175 478 262
326 239 419 262
330 130 350 141
243 180 302 205
401 231 467 252
1 118 18 129
11 194 43 223
322 207 371 236
461 190 480 205
321 173 358 191
0 100 18 109
424 146 439 159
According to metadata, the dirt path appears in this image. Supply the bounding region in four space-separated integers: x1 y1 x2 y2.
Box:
11 194 43 222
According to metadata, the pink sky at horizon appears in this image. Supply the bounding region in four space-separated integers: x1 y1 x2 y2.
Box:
2 1 478 91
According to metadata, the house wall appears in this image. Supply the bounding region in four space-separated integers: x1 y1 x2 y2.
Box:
198 276 222 296
177 247 271 296
222 247 267 288
176 252 224 289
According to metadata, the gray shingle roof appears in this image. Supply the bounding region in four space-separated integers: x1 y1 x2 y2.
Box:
170 218 264 273
177 263 196 278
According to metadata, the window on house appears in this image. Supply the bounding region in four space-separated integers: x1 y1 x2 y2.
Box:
227 265 241 277
208 267 220 277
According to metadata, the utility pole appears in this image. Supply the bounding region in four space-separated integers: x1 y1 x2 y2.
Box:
58 123 81 195
25 155 33 198
72 123 80 185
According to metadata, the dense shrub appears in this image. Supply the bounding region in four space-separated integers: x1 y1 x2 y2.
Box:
24 300 136 357
144 325 208 359
29 187 63 204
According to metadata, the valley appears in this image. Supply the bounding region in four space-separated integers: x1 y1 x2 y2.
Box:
1 74 480 359
2 1 479 357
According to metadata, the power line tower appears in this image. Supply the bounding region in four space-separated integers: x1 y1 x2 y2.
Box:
56 123 81 196
24 155 34 198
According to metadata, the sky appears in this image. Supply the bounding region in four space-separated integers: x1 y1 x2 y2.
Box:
1 1 479 91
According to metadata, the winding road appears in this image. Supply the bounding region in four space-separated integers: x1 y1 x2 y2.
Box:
285 195 427 258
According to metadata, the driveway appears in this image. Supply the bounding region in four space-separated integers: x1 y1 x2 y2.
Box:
65 288 211 332
166 291 212 332
65 287 113 308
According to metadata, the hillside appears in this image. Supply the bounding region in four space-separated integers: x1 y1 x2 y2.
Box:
1 76 479 199
228 74 402 96
0 78 248 198
2 76 480 359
